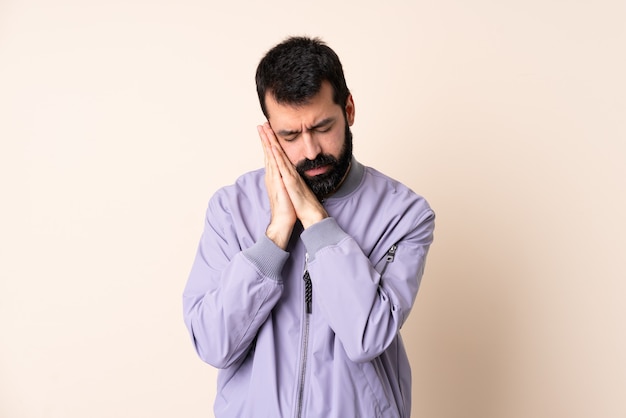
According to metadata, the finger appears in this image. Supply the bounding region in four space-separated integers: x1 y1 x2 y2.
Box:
261 124 295 183
260 125 294 174
261 121 280 146
262 124 290 164
270 143 299 185
259 124 282 178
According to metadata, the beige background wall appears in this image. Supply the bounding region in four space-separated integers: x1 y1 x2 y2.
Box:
1 1 624 417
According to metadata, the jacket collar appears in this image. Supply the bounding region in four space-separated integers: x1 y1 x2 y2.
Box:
326 156 364 200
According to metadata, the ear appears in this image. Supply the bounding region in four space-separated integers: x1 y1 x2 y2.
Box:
345 94 355 126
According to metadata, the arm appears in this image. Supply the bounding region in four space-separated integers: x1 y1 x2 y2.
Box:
182 194 288 369
183 123 303 368
301 208 435 363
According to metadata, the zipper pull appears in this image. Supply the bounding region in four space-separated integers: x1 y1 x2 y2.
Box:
386 244 397 262
380 244 398 278
303 253 312 314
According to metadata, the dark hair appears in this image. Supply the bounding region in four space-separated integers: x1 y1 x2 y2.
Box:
255 36 350 118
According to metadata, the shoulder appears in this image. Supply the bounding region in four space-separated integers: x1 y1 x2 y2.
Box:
208 168 267 214
362 166 411 192
327 163 434 259
362 166 433 216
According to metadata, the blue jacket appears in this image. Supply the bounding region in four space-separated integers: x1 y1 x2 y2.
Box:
183 159 435 417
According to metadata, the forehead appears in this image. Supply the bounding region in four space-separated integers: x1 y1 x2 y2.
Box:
265 82 341 126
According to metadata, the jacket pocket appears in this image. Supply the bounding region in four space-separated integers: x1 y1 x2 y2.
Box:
374 243 398 278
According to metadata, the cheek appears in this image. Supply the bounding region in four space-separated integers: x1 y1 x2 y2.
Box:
324 131 346 156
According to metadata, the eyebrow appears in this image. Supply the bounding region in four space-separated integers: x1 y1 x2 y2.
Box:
276 117 336 137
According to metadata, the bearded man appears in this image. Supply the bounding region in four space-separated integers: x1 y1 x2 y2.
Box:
183 36 435 418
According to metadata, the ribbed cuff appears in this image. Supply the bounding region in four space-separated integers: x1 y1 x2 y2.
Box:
300 217 349 262
242 235 290 282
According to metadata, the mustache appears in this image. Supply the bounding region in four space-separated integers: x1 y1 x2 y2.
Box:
296 154 338 173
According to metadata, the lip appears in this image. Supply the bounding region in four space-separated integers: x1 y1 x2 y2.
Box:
305 165 330 176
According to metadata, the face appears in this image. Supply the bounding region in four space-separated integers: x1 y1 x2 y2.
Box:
265 81 355 199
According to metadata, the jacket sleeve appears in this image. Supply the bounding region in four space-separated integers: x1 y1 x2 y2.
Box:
182 192 287 369
300 207 435 363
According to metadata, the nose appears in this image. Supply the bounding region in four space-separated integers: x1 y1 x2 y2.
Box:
302 131 322 160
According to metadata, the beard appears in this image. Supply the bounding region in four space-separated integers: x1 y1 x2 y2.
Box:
295 122 353 200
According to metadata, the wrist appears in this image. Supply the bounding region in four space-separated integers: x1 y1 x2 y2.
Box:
300 207 328 229
266 222 293 250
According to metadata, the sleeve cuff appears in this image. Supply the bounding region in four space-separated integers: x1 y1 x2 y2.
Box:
242 235 290 282
300 217 349 261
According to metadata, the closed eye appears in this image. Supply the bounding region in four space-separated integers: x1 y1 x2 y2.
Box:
276 117 336 141
310 117 335 133
276 130 301 142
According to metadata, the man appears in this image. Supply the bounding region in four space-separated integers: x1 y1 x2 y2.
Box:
183 36 435 418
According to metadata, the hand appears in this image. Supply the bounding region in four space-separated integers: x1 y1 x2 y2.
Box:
258 124 297 249
258 123 328 230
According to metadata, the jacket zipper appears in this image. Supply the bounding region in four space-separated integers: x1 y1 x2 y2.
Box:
379 244 397 277
295 253 312 418
295 245 395 416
